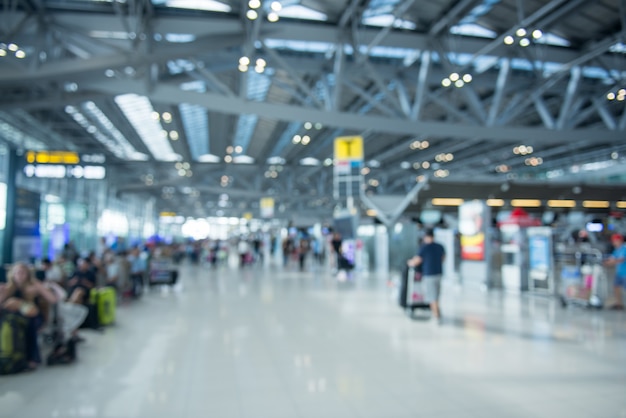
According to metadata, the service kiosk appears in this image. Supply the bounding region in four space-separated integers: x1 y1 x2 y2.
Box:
498 208 542 293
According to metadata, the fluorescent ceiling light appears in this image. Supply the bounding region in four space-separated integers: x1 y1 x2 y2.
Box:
547 200 576 208
278 5 327 21
432 198 464 206
233 155 255 164
267 156 286 165
164 34 196 43
115 94 179 161
89 31 130 40
511 199 542 207
163 0 231 12
582 200 610 209
486 199 505 207
300 157 320 166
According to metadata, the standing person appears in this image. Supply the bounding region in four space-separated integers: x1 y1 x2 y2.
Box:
127 247 146 298
298 238 310 271
330 232 343 272
238 238 250 268
407 230 445 324
605 233 626 310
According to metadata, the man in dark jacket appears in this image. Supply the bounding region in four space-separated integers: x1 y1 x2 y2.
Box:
407 230 445 323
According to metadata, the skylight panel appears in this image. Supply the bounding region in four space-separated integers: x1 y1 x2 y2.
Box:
179 104 209 161
159 0 231 12
534 33 571 48
367 45 415 59
278 5 328 22
264 39 333 54
65 103 148 161
362 14 416 30
115 94 180 161
450 23 496 39
363 0 403 17
0 118 46 150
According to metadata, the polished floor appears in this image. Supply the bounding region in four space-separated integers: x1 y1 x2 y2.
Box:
2 258 626 418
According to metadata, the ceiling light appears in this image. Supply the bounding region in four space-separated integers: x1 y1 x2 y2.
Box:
421 141 429 149
254 66 265 73
617 201 626 209
271 1 282 11
224 155 233 163
182 162 190 170
487 199 505 207
532 29 543 39
361 167 371 175
268 12 279 22
8 43 18 52
582 200 610 209
315 123 323 130
547 200 576 208
235 145 243 153
256 58 266 67
413 162 421 170
238 64 248 72
178 169 186 176
169 130 179 140
441 78 452 87
323 158 333 166
449 73 460 82
304 122 313 130
516 28 527 37
247 9 258 20
292 135 301 144
504 35 515 45
239 56 250 66
432 198 464 206
455 80 465 88
248 0 261 9
301 135 311 145
511 199 541 207
15 50 25 59
422 161 430 169
462 74 472 83
446 153 454 161
226 146 234 154
162 112 172 123
152 111 160 120
519 38 530 47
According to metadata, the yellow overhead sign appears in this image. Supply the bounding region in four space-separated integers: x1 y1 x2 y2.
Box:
26 150 80 165
334 136 363 161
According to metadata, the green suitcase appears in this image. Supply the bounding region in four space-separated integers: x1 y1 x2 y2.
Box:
91 287 116 326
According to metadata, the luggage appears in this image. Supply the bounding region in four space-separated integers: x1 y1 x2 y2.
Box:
149 260 178 286
0 311 28 375
47 337 77 366
399 266 430 314
92 287 116 326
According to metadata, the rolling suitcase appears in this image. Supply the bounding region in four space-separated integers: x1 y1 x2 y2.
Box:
0 311 28 375
95 288 116 326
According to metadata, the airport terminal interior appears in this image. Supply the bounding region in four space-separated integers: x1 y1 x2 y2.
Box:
1 0 626 416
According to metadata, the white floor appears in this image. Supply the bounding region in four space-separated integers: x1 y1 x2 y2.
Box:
2 261 626 418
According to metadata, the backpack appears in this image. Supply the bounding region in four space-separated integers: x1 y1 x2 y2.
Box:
0 311 28 375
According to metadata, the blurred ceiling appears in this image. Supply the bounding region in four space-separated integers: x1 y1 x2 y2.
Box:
0 0 625 219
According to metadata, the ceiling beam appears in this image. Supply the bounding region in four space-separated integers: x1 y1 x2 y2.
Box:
82 78 626 144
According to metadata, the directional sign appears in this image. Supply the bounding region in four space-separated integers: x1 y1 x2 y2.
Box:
334 136 363 161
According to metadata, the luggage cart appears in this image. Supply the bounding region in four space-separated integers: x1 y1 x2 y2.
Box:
558 249 606 309
399 266 431 318
149 258 178 287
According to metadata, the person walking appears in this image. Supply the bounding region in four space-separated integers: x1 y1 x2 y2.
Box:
605 233 626 310
407 230 445 324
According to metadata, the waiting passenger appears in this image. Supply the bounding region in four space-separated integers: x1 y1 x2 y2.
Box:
0 263 59 370
605 233 626 310
66 258 96 305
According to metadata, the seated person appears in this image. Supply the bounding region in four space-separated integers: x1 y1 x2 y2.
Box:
66 258 96 305
0 262 58 370
103 251 120 289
